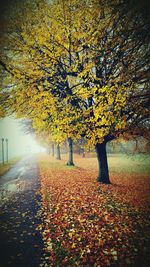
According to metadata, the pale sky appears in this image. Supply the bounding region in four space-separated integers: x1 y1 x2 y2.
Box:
0 117 45 162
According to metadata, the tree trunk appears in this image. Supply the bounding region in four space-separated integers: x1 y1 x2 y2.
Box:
95 142 110 184
82 148 85 158
52 144 54 157
67 138 74 166
77 147 81 155
56 144 61 160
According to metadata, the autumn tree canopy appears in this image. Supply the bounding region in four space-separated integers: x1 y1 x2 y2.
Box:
0 0 149 183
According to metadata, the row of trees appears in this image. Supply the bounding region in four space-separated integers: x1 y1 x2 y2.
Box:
0 0 149 183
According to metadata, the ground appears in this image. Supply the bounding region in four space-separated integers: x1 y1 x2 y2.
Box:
0 157 20 177
0 153 150 267
0 156 45 267
38 153 150 267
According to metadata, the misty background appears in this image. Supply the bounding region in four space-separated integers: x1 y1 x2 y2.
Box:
0 117 45 163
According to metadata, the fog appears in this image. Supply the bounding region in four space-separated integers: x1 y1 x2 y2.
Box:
0 117 46 163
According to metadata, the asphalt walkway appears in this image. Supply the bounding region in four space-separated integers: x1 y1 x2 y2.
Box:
0 156 44 267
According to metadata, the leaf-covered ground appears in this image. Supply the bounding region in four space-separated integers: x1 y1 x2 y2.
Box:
38 154 150 267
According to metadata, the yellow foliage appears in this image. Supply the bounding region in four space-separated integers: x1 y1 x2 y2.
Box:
0 0 143 146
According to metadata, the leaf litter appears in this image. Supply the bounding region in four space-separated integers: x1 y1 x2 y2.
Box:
38 155 150 267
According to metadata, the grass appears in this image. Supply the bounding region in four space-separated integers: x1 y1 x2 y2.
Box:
39 155 76 170
0 157 21 177
108 153 150 173
39 152 150 174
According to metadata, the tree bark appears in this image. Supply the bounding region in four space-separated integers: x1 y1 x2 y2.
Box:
67 138 74 166
52 144 54 157
82 149 85 158
77 147 81 155
56 144 61 160
95 142 110 184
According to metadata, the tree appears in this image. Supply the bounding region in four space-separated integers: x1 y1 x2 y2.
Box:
0 0 150 183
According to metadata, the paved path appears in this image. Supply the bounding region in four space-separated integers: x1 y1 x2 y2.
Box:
0 156 44 267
